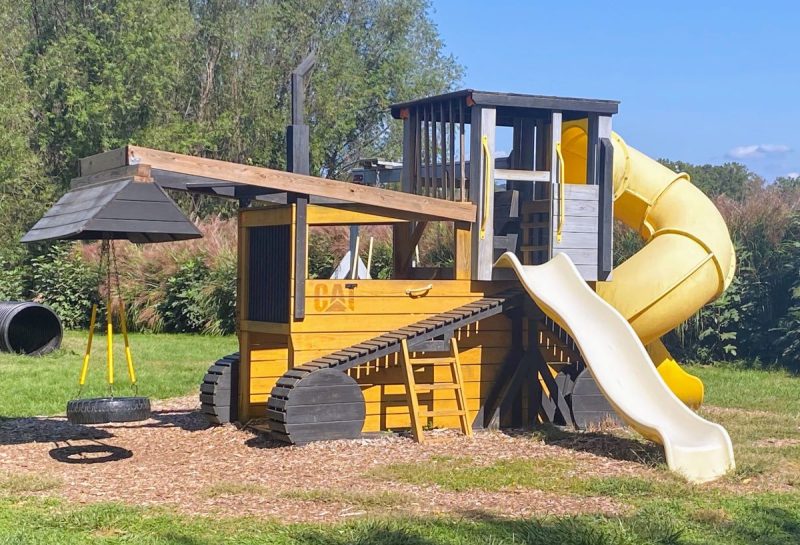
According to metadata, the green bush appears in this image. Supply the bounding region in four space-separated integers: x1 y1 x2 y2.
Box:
29 244 100 329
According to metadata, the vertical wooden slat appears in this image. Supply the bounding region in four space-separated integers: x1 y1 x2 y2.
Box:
440 101 447 200
459 100 466 201
415 107 422 195
402 113 415 194
430 103 438 197
586 113 599 186
449 100 456 201
423 106 431 196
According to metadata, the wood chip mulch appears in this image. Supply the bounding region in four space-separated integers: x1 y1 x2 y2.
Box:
0 396 656 523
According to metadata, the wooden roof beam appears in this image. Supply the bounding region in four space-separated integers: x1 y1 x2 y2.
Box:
80 146 476 223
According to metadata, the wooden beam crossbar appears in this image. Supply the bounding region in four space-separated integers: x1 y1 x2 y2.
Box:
82 146 475 223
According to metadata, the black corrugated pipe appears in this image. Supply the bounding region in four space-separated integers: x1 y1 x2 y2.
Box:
0 302 63 356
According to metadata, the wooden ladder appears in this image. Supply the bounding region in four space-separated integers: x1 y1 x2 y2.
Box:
400 337 472 443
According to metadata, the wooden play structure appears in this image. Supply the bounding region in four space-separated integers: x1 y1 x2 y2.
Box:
54 90 620 443
26 82 740 481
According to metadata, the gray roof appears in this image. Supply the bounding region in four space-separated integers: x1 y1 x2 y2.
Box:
390 89 619 121
21 178 202 243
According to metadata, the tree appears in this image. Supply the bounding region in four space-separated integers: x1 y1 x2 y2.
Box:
0 4 53 260
658 160 757 201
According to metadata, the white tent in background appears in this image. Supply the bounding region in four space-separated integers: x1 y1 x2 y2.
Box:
330 250 371 279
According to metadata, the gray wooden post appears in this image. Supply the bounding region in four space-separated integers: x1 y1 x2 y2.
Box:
597 115 613 281
286 53 315 320
549 112 562 183
469 106 496 280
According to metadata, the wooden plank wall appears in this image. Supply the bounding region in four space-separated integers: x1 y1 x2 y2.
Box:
241 279 518 431
552 184 600 280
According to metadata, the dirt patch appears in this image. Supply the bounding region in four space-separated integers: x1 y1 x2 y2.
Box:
0 396 646 522
753 438 800 448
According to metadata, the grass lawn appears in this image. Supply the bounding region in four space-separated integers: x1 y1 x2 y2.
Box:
0 349 797 543
0 331 237 417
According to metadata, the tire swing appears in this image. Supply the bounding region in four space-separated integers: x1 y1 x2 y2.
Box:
67 240 151 425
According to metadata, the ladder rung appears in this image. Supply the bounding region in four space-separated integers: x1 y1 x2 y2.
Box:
415 383 459 392
419 409 466 418
408 358 455 366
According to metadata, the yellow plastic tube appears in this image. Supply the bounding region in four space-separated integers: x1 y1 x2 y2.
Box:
561 121 736 405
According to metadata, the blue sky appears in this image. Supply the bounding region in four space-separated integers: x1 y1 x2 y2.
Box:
428 0 799 181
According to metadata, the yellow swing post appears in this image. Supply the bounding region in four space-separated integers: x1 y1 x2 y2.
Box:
78 304 98 387
106 291 114 389
118 300 137 386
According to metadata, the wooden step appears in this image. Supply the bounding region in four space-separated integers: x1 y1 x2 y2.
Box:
414 383 459 392
408 357 455 366
401 336 473 443
419 409 466 418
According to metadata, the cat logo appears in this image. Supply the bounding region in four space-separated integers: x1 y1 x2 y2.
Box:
313 284 355 313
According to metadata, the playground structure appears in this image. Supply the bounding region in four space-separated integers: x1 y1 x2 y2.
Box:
26 88 737 482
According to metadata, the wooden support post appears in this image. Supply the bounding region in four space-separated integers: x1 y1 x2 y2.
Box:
393 224 411 278
481 312 524 429
400 221 428 271
454 221 471 280
290 194 308 320
469 106 496 280
598 132 614 281
549 111 562 183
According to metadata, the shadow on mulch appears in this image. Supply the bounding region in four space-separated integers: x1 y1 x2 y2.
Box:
142 409 211 432
0 417 113 446
530 424 666 467
49 443 133 464
87 410 212 433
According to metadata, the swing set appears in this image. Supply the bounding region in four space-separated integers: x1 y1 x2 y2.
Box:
67 240 151 425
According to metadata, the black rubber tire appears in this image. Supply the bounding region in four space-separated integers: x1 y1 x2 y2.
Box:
66 396 151 425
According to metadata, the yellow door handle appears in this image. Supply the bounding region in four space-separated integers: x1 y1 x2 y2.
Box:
405 284 433 296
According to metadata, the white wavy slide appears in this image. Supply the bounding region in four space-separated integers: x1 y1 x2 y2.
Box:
495 252 735 483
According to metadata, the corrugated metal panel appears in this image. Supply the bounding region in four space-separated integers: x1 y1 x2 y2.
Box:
248 225 290 323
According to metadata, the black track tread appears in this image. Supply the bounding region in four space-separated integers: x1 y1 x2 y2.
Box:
266 290 523 443
200 352 240 425
67 396 151 425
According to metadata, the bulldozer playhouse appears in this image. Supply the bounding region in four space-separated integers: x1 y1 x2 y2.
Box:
25 87 737 483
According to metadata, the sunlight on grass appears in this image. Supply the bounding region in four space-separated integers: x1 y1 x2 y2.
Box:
374 457 576 492
283 489 406 508
201 481 271 498
0 331 237 417
0 474 62 494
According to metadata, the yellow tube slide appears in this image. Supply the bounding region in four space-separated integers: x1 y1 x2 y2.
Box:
561 121 736 407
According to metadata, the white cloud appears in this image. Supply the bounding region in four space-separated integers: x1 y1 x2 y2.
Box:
785 172 800 179
726 144 792 159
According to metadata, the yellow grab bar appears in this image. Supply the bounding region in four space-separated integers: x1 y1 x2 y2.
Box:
480 135 492 240
555 142 566 243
